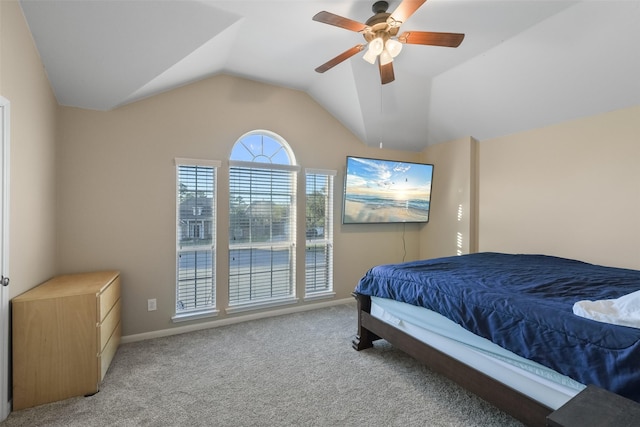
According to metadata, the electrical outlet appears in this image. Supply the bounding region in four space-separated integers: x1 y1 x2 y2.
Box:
147 298 157 311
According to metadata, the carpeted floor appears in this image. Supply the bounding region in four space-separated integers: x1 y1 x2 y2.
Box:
2 303 522 426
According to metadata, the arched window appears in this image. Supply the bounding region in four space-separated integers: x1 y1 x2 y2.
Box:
228 131 300 309
229 130 295 165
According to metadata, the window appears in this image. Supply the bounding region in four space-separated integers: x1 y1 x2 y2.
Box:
228 131 300 312
305 169 335 298
174 158 220 320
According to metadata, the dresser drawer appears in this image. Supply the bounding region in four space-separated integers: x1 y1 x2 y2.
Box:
98 299 121 352
99 322 121 381
98 276 120 322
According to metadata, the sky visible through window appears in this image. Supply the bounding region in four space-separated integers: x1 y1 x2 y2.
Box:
230 133 291 164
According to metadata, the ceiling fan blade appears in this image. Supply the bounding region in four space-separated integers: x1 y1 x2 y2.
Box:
389 0 427 24
315 45 365 73
379 61 395 85
398 31 465 47
312 11 368 33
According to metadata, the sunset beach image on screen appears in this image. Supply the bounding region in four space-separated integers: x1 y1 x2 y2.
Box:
343 156 433 224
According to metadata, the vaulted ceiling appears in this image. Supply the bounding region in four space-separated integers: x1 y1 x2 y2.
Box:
19 1 640 151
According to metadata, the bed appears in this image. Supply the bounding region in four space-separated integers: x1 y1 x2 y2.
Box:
352 252 640 426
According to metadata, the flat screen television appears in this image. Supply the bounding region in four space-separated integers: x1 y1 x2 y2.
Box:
342 156 434 224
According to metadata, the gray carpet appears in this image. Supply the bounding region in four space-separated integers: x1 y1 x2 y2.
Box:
3 303 522 426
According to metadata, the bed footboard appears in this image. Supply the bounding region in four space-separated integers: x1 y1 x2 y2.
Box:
351 292 381 350
351 292 553 426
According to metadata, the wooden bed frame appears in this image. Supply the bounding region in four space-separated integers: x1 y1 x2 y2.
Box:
351 292 554 426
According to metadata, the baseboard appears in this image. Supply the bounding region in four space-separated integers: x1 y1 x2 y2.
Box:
121 297 354 344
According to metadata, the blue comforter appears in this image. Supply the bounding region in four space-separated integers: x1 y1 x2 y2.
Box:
355 252 640 401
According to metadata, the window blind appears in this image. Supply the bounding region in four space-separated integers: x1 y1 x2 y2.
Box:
176 163 216 313
305 171 334 296
229 165 296 305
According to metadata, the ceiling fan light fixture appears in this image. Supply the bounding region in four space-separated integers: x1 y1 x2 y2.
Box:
385 39 403 58
362 36 384 64
362 47 379 64
369 37 384 55
379 49 393 65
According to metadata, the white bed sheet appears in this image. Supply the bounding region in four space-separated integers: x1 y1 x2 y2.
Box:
370 296 586 410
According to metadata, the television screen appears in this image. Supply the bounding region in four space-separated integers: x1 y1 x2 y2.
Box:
343 156 433 224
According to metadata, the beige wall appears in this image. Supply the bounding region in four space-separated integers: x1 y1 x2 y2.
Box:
419 136 478 259
0 0 58 298
418 106 640 271
56 75 423 336
478 105 640 270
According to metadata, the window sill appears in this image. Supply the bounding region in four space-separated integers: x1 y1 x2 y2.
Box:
172 308 220 323
225 296 299 315
303 292 336 302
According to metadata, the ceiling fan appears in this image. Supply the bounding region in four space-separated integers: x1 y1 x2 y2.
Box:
313 0 465 84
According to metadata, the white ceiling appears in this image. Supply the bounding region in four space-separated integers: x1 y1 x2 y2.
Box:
19 0 640 151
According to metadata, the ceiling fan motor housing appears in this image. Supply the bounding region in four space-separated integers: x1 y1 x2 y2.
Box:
364 1 401 42
372 1 389 14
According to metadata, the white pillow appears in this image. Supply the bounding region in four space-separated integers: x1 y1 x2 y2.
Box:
573 289 640 329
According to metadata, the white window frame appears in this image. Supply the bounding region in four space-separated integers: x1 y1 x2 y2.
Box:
304 169 336 300
227 132 300 314
173 158 220 322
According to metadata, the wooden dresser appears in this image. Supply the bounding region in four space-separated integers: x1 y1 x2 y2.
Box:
12 270 121 410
